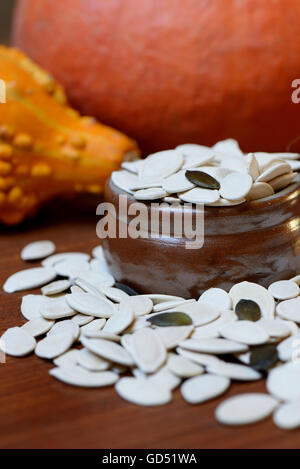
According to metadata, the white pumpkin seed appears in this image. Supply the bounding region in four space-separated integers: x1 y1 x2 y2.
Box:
65 291 115 318
179 187 220 204
21 240 56 261
53 259 90 278
267 362 300 401
277 333 300 362
181 374 230 404
115 377 171 406
74 278 105 298
81 337 134 366
103 302 134 334
40 296 75 320
154 325 194 349
246 182 274 201
269 172 296 191
198 288 231 311
122 295 153 317
50 366 118 388
162 170 195 193
139 150 183 184
246 153 260 180
77 348 110 371
47 320 79 341
258 319 291 339
167 354 204 378
72 313 94 326
191 310 237 339
134 187 168 200
121 159 144 174
219 172 253 201
81 318 106 336
53 349 81 368
100 286 129 303
213 139 244 157
229 281 275 319
21 317 54 337
148 364 181 391
176 348 221 367
257 162 291 183
168 301 220 327
111 169 139 194
130 328 166 374
153 299 195 313
276 297 300 322
273 401 300 429
42 252 90 268
35 332 74 359
207 361 262 381
219 320 269 345
21 294 46 320
1 327 36 356
3 267 56 293
41 279 71 296
179 338 248 354
268 280 299 300
144 294 183 305
215 393 278 426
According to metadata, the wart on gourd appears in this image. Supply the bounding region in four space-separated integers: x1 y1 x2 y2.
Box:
0 46 139 225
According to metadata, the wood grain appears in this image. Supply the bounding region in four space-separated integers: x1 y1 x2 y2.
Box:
0 195 298 449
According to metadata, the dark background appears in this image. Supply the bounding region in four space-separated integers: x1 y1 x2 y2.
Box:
0 0 16 44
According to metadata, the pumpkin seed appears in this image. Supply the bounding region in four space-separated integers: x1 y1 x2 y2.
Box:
21 240 56 261
65 291 115 318
148 364 181 391
176 348 221 367
21 317 54 337
148 312 193 327
219 320 269 345
103 302 134 335
35 332 74 359
77 348 110 372
167 354 204 378
215 393 278 426
273 401 300 430
134 187 168 201
267 362 300 401
250 344 278 371
185 170 220 190
40 296 75 320
269 172 297 191
162 170 195 193
42 252 90 268
276 297 300 322
154 325 194 349
179 187 220 204
50 366 119 388
53 349 81 368
179 338 248 355
80 337 134 366
167 301 220 327
268 280 299 300
3 267 56 293
1 327 36 357
246 182 274 201
181 374 230 405
81 318 106 337
277 333 300 362
198 288 232 311
139 150 183 184
122 295 153 317
153 299 195 313
257 162 291 183
235 299 261 321
47 320 80 341
229 281 275 319
41 279 71 296
71 313 94 326
219 172 253 200
111 169 138 194
245 153 260 180
130 328 166 374
100 286 129 303
207 361 262 381
191 310 237 339
115 377 172 406
21 294 46 320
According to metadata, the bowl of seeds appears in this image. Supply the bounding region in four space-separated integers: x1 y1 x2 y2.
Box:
102 139 300 298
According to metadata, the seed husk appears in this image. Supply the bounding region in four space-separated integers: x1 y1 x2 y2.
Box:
148 312 193 327
235 299 261 322
185 170 220 190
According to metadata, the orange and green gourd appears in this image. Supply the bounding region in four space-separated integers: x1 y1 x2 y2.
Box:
0 46 138 224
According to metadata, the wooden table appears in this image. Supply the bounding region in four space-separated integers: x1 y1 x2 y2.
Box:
0 195 298 449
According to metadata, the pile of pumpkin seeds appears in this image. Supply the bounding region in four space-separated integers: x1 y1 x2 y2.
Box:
4 240 300 429
112 139 300 205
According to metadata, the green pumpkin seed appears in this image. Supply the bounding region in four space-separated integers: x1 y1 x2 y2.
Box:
115 282 139 296
250 344 278 371
185 170 220 190
235 299 261 322
148 312 193 327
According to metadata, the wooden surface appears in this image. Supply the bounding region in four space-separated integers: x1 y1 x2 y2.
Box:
0 196 299 449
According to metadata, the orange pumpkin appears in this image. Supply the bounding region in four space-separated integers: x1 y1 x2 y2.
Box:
13 0 300 154
0 46 138 225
